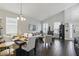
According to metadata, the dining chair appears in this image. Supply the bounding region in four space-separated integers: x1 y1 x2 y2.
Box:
54 33 59 39
0 48 14 56
44 35 53 48
22 36 36 55
0 42 15 56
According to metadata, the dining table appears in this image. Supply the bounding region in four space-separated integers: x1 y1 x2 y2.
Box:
14 40 26 48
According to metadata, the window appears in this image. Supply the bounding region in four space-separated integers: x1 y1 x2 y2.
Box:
43 23 48 34
54 22 61 34
6 17 17 35
37 24 41 32
69 24 73 39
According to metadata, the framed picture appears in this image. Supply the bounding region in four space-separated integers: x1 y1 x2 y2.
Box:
32 25 36 31
28 24 36 31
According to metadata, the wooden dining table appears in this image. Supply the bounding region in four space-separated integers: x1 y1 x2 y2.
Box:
14 40 26 48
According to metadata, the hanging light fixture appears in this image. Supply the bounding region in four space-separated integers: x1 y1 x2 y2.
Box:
17 3 26 21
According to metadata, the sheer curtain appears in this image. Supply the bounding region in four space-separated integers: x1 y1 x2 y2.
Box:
54 22 61 34
43 23 48 34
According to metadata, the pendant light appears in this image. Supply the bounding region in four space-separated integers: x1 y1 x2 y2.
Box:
17 3 26 21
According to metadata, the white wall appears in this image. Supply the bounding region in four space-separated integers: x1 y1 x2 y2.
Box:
43 4 79 40
43 11 64 30
18 16 41 34
64 4 79 40
0 9 17 35
0 9 41 35
42 4 79 40
1 4 79 40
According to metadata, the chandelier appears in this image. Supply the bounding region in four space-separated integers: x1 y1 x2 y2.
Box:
17 3 26 21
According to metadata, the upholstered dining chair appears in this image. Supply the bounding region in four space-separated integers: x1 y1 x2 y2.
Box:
0 48 14 56
22 36 36 55
43 35 53 48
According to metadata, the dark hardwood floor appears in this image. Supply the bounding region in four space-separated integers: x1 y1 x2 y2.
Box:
15 39 76 56
33 39 76 56
35 39 64 56
65 40 76 56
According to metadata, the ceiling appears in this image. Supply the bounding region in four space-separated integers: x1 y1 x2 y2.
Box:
0 3 77 21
